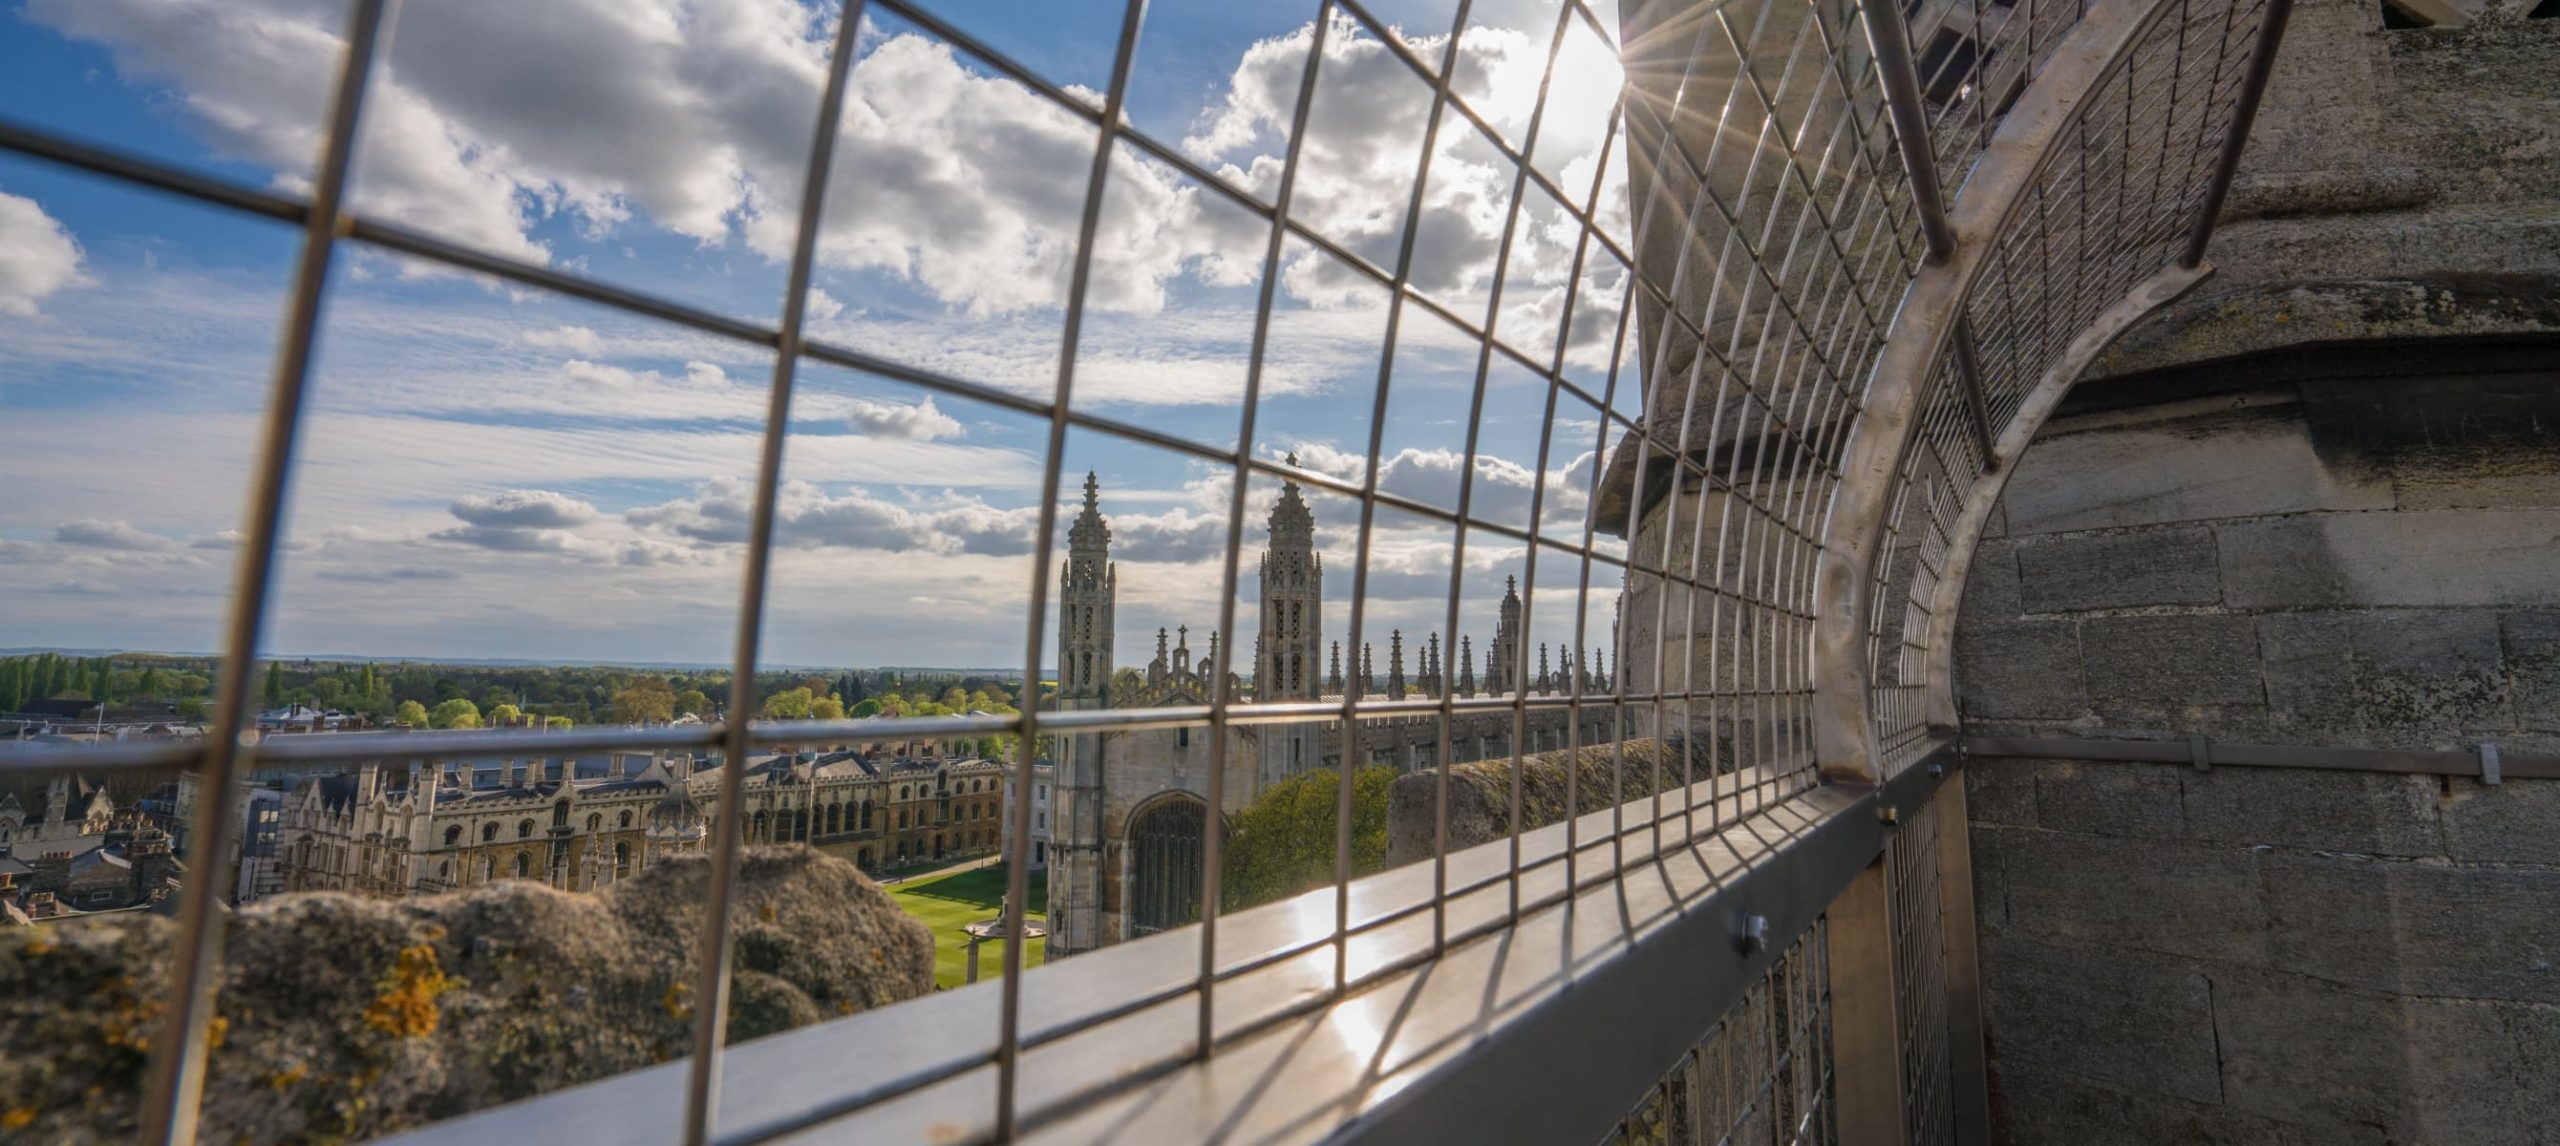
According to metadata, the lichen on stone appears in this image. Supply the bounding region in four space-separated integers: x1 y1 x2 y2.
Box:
0 845 933 1144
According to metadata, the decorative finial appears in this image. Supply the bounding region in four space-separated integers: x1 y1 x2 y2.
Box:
1083 471 1100 505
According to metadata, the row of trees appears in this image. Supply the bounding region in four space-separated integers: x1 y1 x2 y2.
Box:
4 652 1027 736
0 652 215 717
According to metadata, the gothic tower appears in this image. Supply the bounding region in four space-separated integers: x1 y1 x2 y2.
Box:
1257 455 1322 702
1258 456 1324 781
1050 472 1115 956
1059 472 1116 703
1493 575 1524 694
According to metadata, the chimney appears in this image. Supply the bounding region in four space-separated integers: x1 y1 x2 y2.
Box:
357 761 380 806
608 753 630 780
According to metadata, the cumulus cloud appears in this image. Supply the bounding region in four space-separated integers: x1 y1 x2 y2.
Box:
449 489 601 529
27 2 1613 326
56 519 175 551
0 189 86 316
629 477 1040 557
1283 440 1594 533
519 324 605 353
846 394 963 441
429 523 591 553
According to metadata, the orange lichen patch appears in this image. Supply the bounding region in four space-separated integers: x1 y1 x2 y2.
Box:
361 944 457 1039
2 1107 35 1130
759 903 778 923
266 1063 310 1090
661 981 692 1021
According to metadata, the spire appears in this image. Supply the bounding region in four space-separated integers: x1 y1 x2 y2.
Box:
1362 643 1376 695
1594 646 1608 693
1329 641 1343 695
1388 630 1407 697
1538 643 1551 695
1458 635 1475 698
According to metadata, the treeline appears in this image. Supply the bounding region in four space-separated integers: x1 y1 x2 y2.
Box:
1 653 1025 734
0 652 215 717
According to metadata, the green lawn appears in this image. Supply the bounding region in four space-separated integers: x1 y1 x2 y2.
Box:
887 863 1047 989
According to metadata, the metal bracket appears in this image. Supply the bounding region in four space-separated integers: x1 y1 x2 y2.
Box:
2188 734 2211 773
2479 742 2502 786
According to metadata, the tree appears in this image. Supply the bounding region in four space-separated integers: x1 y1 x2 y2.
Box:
848 698 882 719
810 696 846 721
761 687 814 720
611 682 676 725
674 689 711 719
544 715 574 730
1220 766 1396 912
394 699 430 727
428 698 482 730
487 703 523 726
263 662 285 708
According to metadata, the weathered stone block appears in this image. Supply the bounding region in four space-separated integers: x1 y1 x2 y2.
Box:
2002 409 2392 535
2258 609 2510 741
2219 510 2560 610
2260 852 2560 1004
2507 610 2560 731
1955 620 2086 720
1989 1063 2374 1146
2180 765 2442 857
2210 966 2418 1133
1961 536 2024 623
1979 935 2224 1105
2079 614 2263 706
1963 757 2038 826
2402 997 2560 1146
1985 825 2270 966
2028 758 2185 838
2439 778 2560 866
2016 527 2223 613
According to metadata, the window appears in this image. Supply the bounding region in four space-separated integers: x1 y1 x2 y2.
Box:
444 825 463 847
1037 812 1045 829
619 810 633 829
511 853 529 878
614 842 631 878
1177 727 1189 749
516 819 533 839
482 823 498 843
585 813 602 833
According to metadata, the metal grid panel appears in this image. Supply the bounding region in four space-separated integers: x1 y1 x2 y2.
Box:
1615 0 1926 832
1605 917 1837 1146
1888 784 1956 1146
1860 0 2273 768
0 0 2293 1135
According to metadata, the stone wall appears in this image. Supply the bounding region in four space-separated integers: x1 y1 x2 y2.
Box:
1955 353 2560 1142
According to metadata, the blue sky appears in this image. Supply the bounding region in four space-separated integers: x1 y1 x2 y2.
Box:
0 0 1637 672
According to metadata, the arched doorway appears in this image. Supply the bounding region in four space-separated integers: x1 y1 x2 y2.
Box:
1129 794 1207 936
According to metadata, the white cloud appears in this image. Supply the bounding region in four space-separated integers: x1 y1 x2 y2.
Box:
0 190 86 316
845 394 962 441
449 489 602 529
56 519 176 551
519 324 605 353
628 477 1041 556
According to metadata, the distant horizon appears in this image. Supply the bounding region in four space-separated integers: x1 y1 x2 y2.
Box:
0 648 1038 677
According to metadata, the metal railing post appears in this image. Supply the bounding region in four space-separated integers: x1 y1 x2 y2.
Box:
1826 853 1910 1146
1931 771 1993 1144
2180 0 2297 268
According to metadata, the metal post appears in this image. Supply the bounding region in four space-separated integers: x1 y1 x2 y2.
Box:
1859 0 1956 261
1949 317 1997 470
140 3 390 1141
1930 773 1993 1144
1827 855 1910 1146
2180 0 2297 268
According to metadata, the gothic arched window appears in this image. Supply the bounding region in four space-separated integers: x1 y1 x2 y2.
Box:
444 825 463 847
482 822 498 843
516 819 534 839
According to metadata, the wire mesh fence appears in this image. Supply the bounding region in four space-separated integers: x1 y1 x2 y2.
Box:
0 0 2289 1137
